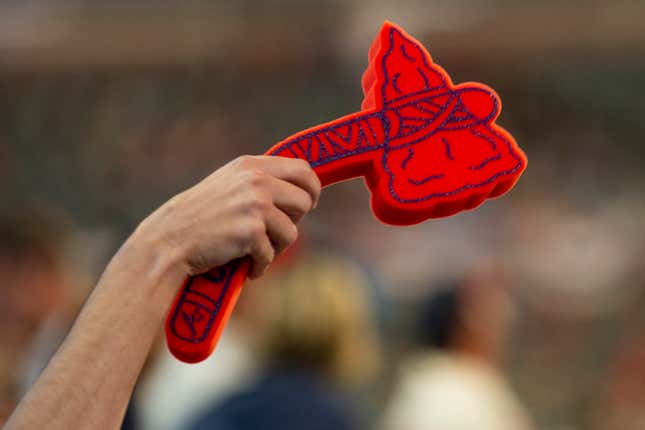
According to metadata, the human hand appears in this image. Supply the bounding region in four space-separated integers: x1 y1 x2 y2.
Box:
135 155 321 280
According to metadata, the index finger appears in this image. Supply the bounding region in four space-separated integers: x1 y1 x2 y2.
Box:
253 155 321 208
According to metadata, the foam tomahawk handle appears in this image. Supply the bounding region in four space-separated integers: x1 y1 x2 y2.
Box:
166 21 527 363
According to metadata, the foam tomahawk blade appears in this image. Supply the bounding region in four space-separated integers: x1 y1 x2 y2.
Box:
268 21 527 223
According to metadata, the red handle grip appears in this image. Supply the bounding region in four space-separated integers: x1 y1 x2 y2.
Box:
164 125 347 362
163 123 316 362
165 258 251 363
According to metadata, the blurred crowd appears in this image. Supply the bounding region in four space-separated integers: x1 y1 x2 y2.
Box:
2 1 645 429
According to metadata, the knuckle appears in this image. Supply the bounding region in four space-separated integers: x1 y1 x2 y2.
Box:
295 159 313 176
285 224 298 244
291 203 307 219
263 247 275 264
248 169 267 187
257 255 271 265
255 248 273 265
236 154 255 168
298 190 314 214
313 175 322 193
294 158 310 170
162 193 183 213
311 174 322 193
239 219 265 246
248 219 266 240
248 189 270 212
238 173 268 204
239 167 266 189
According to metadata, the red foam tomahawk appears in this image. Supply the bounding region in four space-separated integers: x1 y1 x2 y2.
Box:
166 21 527 363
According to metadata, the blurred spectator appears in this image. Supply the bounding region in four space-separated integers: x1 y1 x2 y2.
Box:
0 206 145 429
134 316 259 430
185 251 383 430
0 206 75 424
592 334 645 430
382 269 534 430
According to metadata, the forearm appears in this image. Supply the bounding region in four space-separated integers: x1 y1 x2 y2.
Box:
4 155 320 430
5 228 185 430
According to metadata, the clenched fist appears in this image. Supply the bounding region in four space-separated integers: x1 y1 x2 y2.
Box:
136 155 321 279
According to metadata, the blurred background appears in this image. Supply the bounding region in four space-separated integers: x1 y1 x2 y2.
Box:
1 0 645 429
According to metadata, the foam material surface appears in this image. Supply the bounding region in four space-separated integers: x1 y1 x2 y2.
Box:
166 21 527 363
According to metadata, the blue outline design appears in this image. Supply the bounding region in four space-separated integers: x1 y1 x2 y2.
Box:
401 148 414 169
400 43 416 62
409 173 445 185
470 128 497 150
392 73 403 94
170 259 242 343
470 153 502 170
442 137 454 160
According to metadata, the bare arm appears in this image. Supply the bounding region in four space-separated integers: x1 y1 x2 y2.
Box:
4 155 321 430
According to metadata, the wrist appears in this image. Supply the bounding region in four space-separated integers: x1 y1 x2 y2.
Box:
102 220 190 316
126 220 189 284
